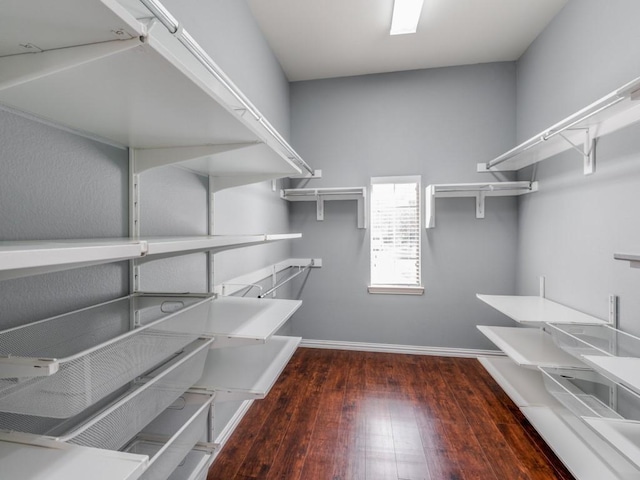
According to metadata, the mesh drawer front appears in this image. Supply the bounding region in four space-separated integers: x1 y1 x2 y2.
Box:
63 338 213 451
0 294 212 418
126 394 213 480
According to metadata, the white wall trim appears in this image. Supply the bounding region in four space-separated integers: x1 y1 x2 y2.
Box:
300 339 504 358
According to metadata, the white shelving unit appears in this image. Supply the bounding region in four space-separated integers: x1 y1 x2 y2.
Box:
0 0 308 477
476 294 608 325
477 75 640 175
204 297 302 348
477 358 640 479
425 181 537 228
477 326 585 369
281 187 367 229
477 291 640 479
1 0 315 188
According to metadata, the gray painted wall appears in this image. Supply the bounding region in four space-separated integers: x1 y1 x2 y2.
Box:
289 63 520 350
514 0 640 335
0 0 293 328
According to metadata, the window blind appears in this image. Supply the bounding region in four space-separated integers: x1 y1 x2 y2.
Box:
370 177 421 286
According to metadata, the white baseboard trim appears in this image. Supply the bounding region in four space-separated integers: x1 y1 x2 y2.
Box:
299 339 504 358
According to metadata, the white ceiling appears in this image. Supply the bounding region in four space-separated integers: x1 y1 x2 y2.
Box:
247 0 568 82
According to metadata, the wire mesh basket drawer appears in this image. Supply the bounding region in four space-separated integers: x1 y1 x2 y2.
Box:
546 323 640 359
124 393 213 480
57 337 213 451
0 294 212 418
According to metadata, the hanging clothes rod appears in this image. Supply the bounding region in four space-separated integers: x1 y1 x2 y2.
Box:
139 0 314 176
258 263 313 298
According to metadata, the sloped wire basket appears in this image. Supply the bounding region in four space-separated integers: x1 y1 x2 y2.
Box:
0 294 213 418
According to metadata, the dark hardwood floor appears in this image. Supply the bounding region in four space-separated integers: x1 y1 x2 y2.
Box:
207 348 575 480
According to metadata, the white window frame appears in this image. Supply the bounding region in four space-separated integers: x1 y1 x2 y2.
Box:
368 175 424 295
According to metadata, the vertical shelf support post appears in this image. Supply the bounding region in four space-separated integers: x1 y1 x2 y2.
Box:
129 149 142 293
475 192 486 219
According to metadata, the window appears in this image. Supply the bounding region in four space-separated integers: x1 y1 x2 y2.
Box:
369 176 423 295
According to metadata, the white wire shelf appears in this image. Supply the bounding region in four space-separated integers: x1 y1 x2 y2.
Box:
281 187 367 229
478 357 640 479
205 297 302 348
166 446 214 480
477 326 585 369
0 0 313 183
425 181 537 228
477 294 608 326
191 335 301 402
477 75 640 175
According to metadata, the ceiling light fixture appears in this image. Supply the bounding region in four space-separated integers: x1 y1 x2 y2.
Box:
390 0 424 35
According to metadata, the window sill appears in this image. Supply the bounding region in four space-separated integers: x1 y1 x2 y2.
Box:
367 285 424 295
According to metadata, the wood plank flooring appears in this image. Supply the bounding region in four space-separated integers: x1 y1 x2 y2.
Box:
207 348 575 480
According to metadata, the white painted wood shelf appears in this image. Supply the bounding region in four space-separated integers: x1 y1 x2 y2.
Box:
0 435 147 480
581 356 640 397
477 294 607 325
583 418 640 471
281 187 367 228
0 239 144 281
0 0 313 185
425 181 537 228
139 234 302 261
477 75 640 175
614 252 640 268
478 357 640 479
477 326 585 369
191 335 301 402
0 234 301 280
205 297 302 348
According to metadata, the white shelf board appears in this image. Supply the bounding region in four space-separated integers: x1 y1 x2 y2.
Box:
0 0 304 179
139 234 301 261
281 187 367 229
0 239 144 281
205 297 302 348
521 406 640 480
425 181 537 228
478 75 640 173
477 294 607 325
581 356 640 396
478 326 586 369
0 437 147 480
614 252 640 268
583 417 640 471
478 357 562 407
192 335 301 402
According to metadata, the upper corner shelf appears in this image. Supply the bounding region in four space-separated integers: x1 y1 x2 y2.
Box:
425 181 537 228
477 294 608 326
281 187 367 229
477 75 640 175
0 0 313 181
